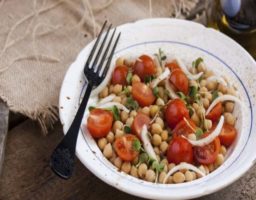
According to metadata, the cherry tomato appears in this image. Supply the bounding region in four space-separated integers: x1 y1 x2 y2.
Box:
206 102 223 122
194 135 220 165
133 55 156 80
165 61 181 72
87 108 113 138
165 99 189 129
132 82 156 107
219 123 237 147
131 113 151 138
114 134 139 161
111 65 129 85
169 70 189 95
167 137 193 164
172 118 197 138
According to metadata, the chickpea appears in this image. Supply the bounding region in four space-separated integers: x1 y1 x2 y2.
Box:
98 138 107 150
168 163 176 171
159 171 167 183
191 171 196 180
106 131 114 143
150 105 159 117
161 130 168 141
225 102 234 113
218 83 227 94
220 145 227 156
145 169 156 182
204 70 214 78
121 111 129 123
198 62 206 72
116 57 125 66
187 133 196 141
198 165 206 178
138 163 148 178
215 154 224 167
141 107 150 116
109 85 114 93
206 81 217 91
110 152 117 164
130 110 137 118
113 121 124 133
156 98 165 106
113 84 122 95
200 79 207 87
156 117 164 129
99 87 109 98
224 112 236 126
197 106 205 118
191 113 200 126
205 92 212 102
227 87 237 96
208 163 214 172
113 96 121 103
173 172 185 183
121 96 127 105
124 59 133 67
192 103 200 111
127 85 132 92
160 141 168 153
185 170 194 182
130 166 138 178
132 74 141 84
103 143 113 159
151 123 162 135
218 92 223 97
154 147 160 155
126 117 134 126
158 87 165 98
160 158 168 166
204 119 212 130
202 98 210 109
189 80 198 87
200 86 208 93
204 165 210 175
152 134 162 146
156 67 163 76
132 156 139 165
115 129 124 138
167 176 173 184
121 162 131 174
114 157 122 169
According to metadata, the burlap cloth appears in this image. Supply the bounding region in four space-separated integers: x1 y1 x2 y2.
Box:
0 0 201 134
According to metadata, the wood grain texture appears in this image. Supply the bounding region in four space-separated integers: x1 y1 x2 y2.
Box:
0 120 255 200
0 100 9 174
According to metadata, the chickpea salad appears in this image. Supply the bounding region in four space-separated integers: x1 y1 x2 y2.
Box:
85 49 242 184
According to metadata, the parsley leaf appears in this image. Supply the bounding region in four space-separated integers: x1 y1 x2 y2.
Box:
89 106 95 111
132 139 141 152
153 87 159 97
192 57 203 69
124 125 131 133
212 90 219 101
123 86 130 95
138 153 149 163
195 128 204 139
187 105 194 117
106 106 120 121
177 92 187 101
152 161 164 173
126 70 132 84
125 96 139 110
144 75 156 84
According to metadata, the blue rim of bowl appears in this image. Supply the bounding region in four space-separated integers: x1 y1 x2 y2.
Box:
79 40 253 188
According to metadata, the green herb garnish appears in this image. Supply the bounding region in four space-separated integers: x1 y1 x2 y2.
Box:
123 86 130 95
212 90 219 101
192 57 203 69
154 48 167 68
124 125 131 133
195 128 204 139
153 87 159 97
144 75 156 84
187 105 194 117
132 139 141 152
152 160 164 173
106 106 120 120
177 92 187 101
126 70 132 84
89 106 95 111
125 96 139 110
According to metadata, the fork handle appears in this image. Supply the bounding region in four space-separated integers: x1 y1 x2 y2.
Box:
50 82 93 179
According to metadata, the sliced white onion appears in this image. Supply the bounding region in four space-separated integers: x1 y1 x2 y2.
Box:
163 162 205 184
176 58 203 80
206 95 243 115
150 68 171 88
97 102 130 113
165 78 179 99
141 125 157 160
183 115 224 147
97 94 116 105
206 76 227 86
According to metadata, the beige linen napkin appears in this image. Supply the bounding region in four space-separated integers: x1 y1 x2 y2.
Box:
0 0 199 133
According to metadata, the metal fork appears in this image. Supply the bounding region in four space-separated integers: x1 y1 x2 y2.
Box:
50 21 121 179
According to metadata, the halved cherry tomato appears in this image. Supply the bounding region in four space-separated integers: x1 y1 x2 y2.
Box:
111 65 129 85
165 61 181 72
167 137 193 164
87 108 113 138
169 70 189 95
132 82 156 107
165 99 189 129
194 134 220 165
219 123 237 147
131 113 151 138
172 118 197 138
206 102 223 122
114 134 139 161
133 55 156 80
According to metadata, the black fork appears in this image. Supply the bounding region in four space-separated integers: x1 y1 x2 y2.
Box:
50 21 121 179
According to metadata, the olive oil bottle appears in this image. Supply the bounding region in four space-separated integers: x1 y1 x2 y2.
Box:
206 0 256 59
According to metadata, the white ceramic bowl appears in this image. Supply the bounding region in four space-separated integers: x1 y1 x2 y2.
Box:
59 18 256 200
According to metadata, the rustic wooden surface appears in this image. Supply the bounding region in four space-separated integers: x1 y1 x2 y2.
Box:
0 100 9 175
0 119 256 200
